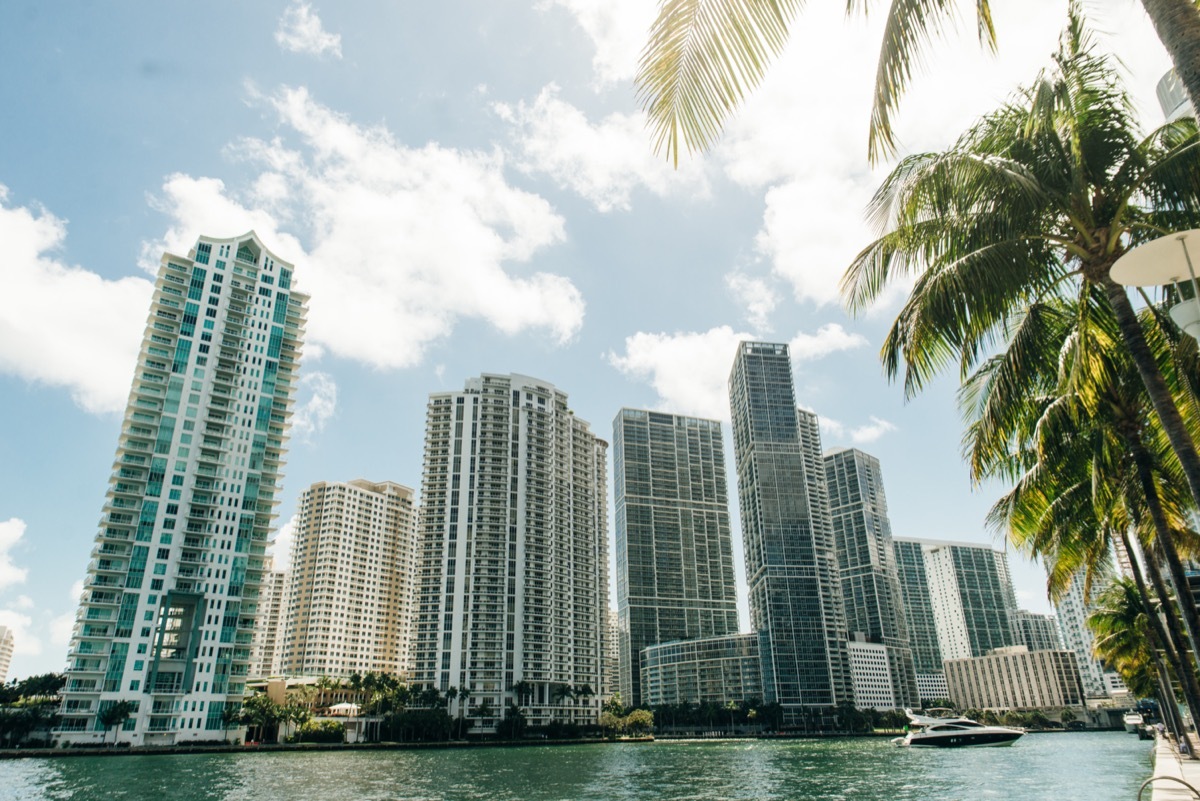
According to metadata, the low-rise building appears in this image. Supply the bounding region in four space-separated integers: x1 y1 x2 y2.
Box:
847 638 895 710
944 645 1085 711
640 633 763 708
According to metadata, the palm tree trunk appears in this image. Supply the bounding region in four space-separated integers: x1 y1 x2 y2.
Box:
1129 436 1200 667
1106 282 1200 526
1133 532 1200 732
1141 0 1200 116
1155 651 1186 743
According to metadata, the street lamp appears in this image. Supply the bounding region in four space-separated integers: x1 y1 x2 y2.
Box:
1110 229 1200 341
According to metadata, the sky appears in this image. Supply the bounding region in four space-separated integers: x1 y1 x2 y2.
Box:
0 0 1174 680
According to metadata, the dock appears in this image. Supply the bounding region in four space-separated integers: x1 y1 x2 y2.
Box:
1147 733 1200 800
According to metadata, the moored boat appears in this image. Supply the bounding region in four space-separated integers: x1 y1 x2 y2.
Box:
894 709 1024 748
1123 711 1144 733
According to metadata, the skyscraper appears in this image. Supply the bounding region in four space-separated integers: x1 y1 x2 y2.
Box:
412 374 608 729
613 409 739 707
248 560 287 679
59 232 307 745
1013 610 1062 652
0 626 13 684
892 538 948 702
1053 570 1117 697
728 342 850 726
914 539 1018 661
823 447 918 708
280 479 419 678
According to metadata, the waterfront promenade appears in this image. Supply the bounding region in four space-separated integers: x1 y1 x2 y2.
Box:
1149 734 1200 800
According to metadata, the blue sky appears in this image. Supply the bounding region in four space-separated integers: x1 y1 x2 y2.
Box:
0 0 1172 678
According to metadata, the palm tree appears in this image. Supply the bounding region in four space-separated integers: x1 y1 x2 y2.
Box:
220 703 243 744
843 14 1200 513
456 688 471 739
960 287 1200 726
97 700 136 746
636 0 1200 166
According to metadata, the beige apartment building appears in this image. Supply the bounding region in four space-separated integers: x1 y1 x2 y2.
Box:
249 564 288 678
944 645 1086 711
281 479 418 678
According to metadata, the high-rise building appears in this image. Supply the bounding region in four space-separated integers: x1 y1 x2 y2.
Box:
0 626 13 683
823 447 918 709
891 538 947 701
1013 610 1062 653
412 374 608 729
728 342 850 727
248 561 287 678
1158 70 1193 121
58 232 307 745
916 539 1018 661
280 479 418 678
1053 570 1115 697
613 409 739 707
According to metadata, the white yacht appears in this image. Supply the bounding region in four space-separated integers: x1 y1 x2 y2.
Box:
894 709 1024 748
1123 711 1144 733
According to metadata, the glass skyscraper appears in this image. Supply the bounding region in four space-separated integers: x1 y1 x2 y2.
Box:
613 409 739 708
59 232 307 744
728 342 850 727
823 447 918 708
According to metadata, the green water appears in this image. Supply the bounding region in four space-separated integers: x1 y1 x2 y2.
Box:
2 733 1150 801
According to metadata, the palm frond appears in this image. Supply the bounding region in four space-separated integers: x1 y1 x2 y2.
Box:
868 0 995 163
637 0 802 167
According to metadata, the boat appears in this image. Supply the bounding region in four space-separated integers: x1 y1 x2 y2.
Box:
893 708 1024 748
1123 711 1144 733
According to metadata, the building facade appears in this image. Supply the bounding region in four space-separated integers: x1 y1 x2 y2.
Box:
823 447 918 709
412 374 608 729
248 562 287 679
1158 70 1193 121
920 539 1017 661
944 646 1086 711
613 409 739 707
892 538 946 701
1012 610 1062 653
846 637 895 710
0 626 12 684
280 479 418 678
640 633 763 708
1053 570 1116 697
58 232 307 744
728 342 850 727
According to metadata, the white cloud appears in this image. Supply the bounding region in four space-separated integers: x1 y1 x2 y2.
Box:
145 85 582 371
0 519 29 591
850 416 896 444
495 85 708 212
819 415 845 440
13 595 33 610
291 371 338 442
608 323 864 420
788 323 867 360
537 0 656 86
269 515 298 572
0 189 152 414
607 326 752 420
817 413 896 446
275 1 343 58
0 610 39 657
725 271 778 331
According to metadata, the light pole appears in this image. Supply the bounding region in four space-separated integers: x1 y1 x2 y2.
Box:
1110 229 1200 340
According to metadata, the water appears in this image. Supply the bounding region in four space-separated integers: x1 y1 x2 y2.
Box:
2 733 1150 801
